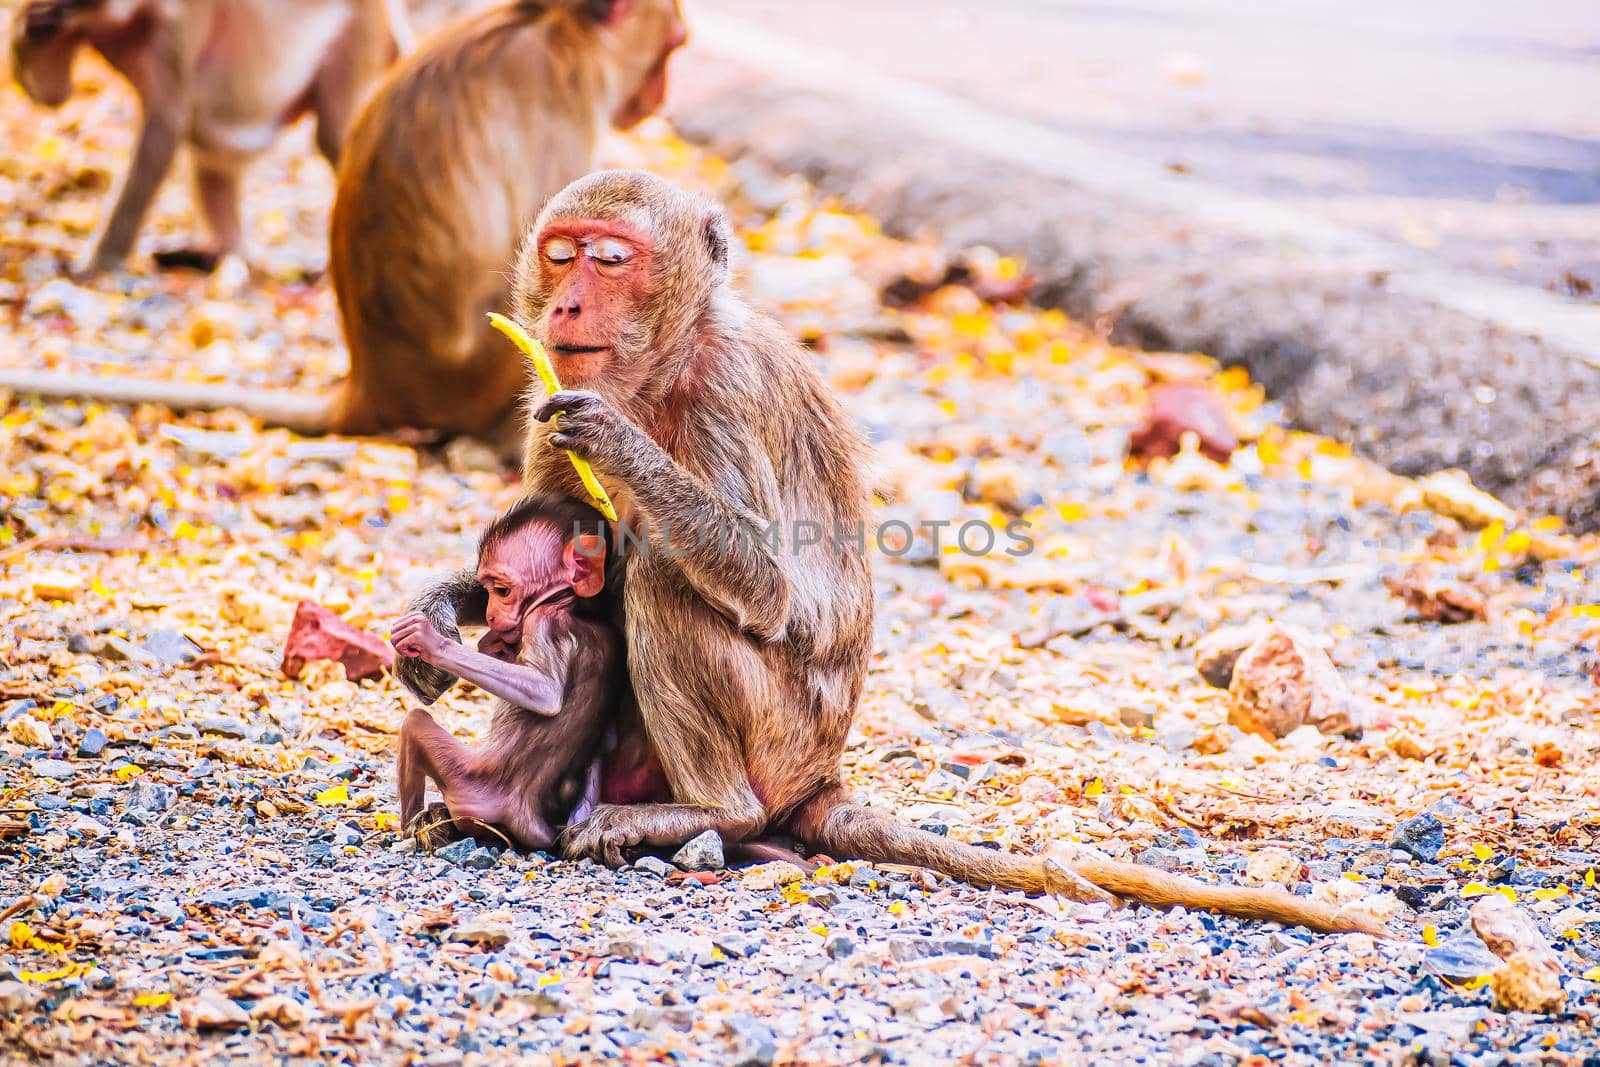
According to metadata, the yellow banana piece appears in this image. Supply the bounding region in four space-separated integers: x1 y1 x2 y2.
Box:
486 312 619 522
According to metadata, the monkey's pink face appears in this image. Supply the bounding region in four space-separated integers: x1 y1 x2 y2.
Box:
534 221 655 386
477 526 570 642
476 524 608 641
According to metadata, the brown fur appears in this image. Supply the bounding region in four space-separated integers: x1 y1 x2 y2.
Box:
0 0 684 439
393 494 620 851
500 171 1384 935
7 0 405 277
326 0 685 438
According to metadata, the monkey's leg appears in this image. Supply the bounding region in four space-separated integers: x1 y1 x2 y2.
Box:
560 676 765 866
564 577 771 866
396 708 446 830
396 708 555 851
561 675 765 864
79 83 185 276
397 707 492 843
194 158 245 262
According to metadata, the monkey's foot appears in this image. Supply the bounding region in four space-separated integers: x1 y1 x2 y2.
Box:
407 803 462 851
560 804 647 868
152 247 222 273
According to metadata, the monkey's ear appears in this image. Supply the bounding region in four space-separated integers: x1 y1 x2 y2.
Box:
565 535 607 598
584 0 630 24
702 209 731 282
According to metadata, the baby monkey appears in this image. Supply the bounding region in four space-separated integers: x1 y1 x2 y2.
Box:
390 494 620 852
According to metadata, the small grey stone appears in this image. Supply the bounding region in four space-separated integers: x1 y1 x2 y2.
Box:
725 1013 777 1067
69 814 110 838
712 933 762 959
196 718 251 740
672 830 725 871
1157 721 1198 752
632 855 674 878
825 935 855 959
139 629 202 666
514 989 568 1017
448 920 511 948
1425 931 1503 982
1135 847 1183 871
33 759 75 780
966 761 1000 786
1391 812 1446 863
629 1005 696 1031
605 937 654 961
127 780 176 812
1117 705 1155 729
435 838 478 866
809 887 840 908
76 727 108 758
888 937 1000 963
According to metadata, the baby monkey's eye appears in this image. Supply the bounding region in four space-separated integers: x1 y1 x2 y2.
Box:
588 237 632 265
544 237 578 264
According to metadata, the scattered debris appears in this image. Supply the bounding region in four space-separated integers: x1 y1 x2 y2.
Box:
281 600 394 682
1128 383 1239 464
1227 625 1367 740
1469 895 1568 1013
1384 566 1487 624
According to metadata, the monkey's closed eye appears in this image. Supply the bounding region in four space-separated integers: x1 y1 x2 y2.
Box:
589 237 632 265
545 237 578 264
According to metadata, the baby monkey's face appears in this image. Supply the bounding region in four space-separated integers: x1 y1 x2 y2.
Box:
476 520 608 643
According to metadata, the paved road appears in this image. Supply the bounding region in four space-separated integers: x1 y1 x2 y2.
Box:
687 0 1600 299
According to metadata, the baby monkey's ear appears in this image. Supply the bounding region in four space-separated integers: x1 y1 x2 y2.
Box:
565 534 608 598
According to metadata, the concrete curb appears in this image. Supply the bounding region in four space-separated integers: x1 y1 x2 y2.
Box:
666 14 1600 527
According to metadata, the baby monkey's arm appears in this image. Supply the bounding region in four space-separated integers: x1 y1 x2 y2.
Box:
391 612 565 715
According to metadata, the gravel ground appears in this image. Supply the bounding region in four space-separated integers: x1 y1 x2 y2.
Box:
2 59 1600 1067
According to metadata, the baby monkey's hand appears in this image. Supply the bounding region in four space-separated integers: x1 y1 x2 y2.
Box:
391 612 447 663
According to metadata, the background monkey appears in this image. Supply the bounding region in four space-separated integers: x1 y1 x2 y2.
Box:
0 0 687 438
325 0 687 439
8 0 409 277
403 170 1385 935
391 493 621 851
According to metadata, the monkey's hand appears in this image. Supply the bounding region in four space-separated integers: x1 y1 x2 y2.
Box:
535 390 657 479
391 612 447 662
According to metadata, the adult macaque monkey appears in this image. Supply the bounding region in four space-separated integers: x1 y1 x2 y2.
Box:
7 0 410 277
399 170 1384 936
0 0 687 440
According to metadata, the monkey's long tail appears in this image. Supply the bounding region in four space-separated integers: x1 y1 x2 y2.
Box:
789 787 1386 937
0 369 337 435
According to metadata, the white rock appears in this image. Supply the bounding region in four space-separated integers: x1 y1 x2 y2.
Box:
671 830 726 871
7 715 53 748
